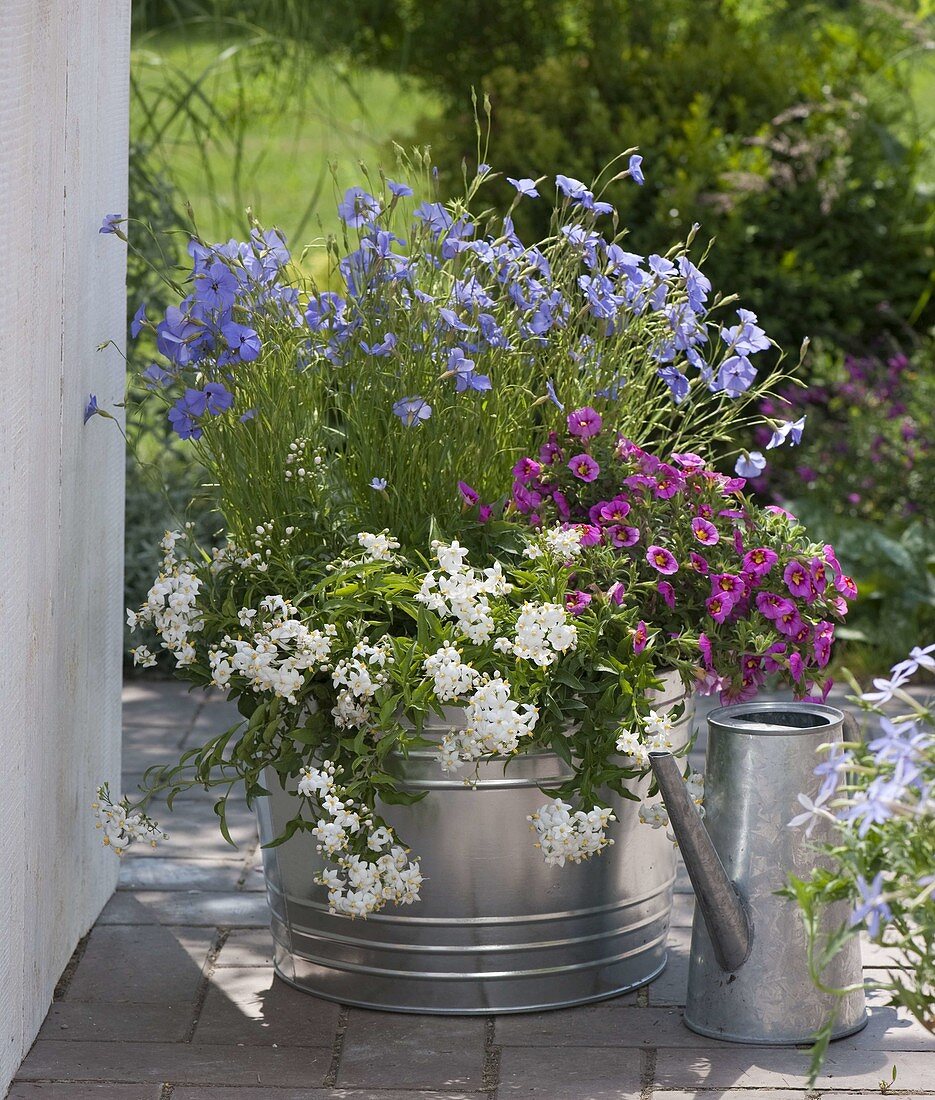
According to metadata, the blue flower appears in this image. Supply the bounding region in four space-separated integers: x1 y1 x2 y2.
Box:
203 382 234 416
507 177 539 198
239 408 257 423
478 162 491 175
194 260 239 310
414 202 453 236
387 179 413 198
168 389 209 440
361 333 397 356
130 303 147 338
370 477 388 490
849 873 893 939
456 371 492 393
658 365 689 405
766 416 807 449
715 355 757 398
555 175 590 201
338 187 381 228
546 378 564 411
142 363 171 388
734 451 766 478
392 395 432 427
99 214 122 234
722 309 771 356
83 394 99 424
628 154 645 186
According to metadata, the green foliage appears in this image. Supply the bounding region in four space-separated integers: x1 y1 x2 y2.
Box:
404 1 934 350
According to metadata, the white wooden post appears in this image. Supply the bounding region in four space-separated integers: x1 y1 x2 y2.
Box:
0 2 130 1090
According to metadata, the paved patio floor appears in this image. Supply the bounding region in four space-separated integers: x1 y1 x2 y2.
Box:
8 679 935 1099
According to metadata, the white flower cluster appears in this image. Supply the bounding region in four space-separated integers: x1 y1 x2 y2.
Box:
92 785 167 854
543 525 584 561
358 530 401 562
209 596 335 702
438 675 539 772
416 540 511 644
298 762 423 917
615 708 679 769
331 636 394 728
423 643 479 701
639 772 704 838
126 530 204 667
495 601 577 667
284 436 324 481
528 799 616 867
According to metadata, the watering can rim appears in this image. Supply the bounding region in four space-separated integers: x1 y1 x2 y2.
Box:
707 700 844 736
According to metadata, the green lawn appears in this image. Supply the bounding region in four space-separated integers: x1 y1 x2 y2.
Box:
131 29 439 252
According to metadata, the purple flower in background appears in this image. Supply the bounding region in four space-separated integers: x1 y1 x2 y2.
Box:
99 214 122 234
568 453 600 482
239 408 257 422
203 382 234 416
627 154 644 185
647 545 679 575
392 395 432 427
338 187 381 228
849 873 893 938
756 591 794 621
83 394 99 424
130 303 147 338
414 202 453 236
706 593 733 624
221 322 261 361
370 477 388 490
565 590 592 616
632 620 649 654
658 365 689 404
458 481 479 505
387 179 413 198
195 260 238 310
168 388 209 440
767 415 807 449
507 177 539 197
567 406 602 439
717 356 757 398
722 309 770 356
658 581 676 609
734 451 766 478
361 333 397 356
743 547 777 577
457 370 492 392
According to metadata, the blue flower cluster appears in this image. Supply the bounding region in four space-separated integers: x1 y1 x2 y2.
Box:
133 229 298 440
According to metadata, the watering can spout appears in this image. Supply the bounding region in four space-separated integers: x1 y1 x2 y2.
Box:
649 751 753 973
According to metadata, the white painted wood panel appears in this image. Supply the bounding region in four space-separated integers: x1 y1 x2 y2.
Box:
0 2 129 1092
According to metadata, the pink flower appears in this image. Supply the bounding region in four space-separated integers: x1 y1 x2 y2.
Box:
653 466 684 499
657 581 676 609
458 480 479 505
706 593 734 624
577 523 602 548
539 433 563 465
646 545 679 575
788 652 805 682
478 504 492 523
823 544 841 573
803 677 833 704
756 591 794 620
698 632 714 668
607 581 626 605
766 504 796 521
775 606 805 638
599 497 631 523
835 573 858 600
566 590 593 616
608 524 640 548
809 557 828 593
632 620 650 654
742 547 777 577
554 491 571 520
710 573 744 600
512 457 542 483
688 551 710 575
567 406 603 439
784 560 816 600
691 517 719 545
814 621 834 668
671 451 706 470
568 453 600 482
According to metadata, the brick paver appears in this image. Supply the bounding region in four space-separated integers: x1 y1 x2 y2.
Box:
8 678 935 1098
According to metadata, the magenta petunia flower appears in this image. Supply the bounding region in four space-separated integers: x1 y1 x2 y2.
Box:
691 517 719 546
742 547 777 577
608 524 640 548
809 558 828 593
835 573 858 600
775 606 805 638
783 560 815 600
599 497 631 524
478 504 492 523
539 433 563 465
607 581 626 606
689 551 710 575
632 620 650 654
568 453 600 482
672 451 706 470
554 491 571 520
698 632 713 668
458 480 479 505
577 523 603 548
512 456 542 483
657 581 676 609
567 406 603 439
646 545 679 574
813 621 834 668
566 590 593 616
755 591 794 620
711 573 744 599
706 593 733 624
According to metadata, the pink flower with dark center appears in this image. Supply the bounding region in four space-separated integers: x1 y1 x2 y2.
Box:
566 590 593 616
672 451 706 470
600 497 631 523
783 560 815 600
698 632 713 668
788 652 805 682
706 593 734 624
775 606 805 637
608 525 640 548
809 558 828 593
691 517 719 545
646 545 679 575
567 406 603 439
835 574 858 600
756 591 794 620
742 547 777 577
653 467 684 499
578 524 602 548
804 677 833 704
458 480 479 505
657 581 676 609
689 552 710 575
607 581 626 605
588 502 606 525
697 503 714 519
762 641 787 673
539 434 563 465
711 573 744 599
813 621 834 667
512 457 542 483
632 620 649 654
513 482 542 513
568 453 600 482
478 504 492 523
829 595 848 617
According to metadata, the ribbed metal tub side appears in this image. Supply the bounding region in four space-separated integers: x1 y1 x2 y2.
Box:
256 672 692 1013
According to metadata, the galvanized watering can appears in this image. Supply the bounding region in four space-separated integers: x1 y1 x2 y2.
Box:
649 701 868 1044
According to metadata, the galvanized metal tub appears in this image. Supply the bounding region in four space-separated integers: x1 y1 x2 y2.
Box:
256 671 692 1013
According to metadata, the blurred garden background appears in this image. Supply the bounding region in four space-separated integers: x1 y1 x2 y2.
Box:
126 0 934 675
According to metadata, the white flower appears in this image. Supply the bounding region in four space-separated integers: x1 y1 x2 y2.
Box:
861 670 913 706
238 608 257 627
639 802 670 830
131 645 157 668
423 643 478 701
358 530 400 562
528 799 616 866
438 676 538 771
543 525 583 561
507 602 578 667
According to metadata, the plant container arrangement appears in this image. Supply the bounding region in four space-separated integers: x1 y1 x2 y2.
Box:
93 152 855 1012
